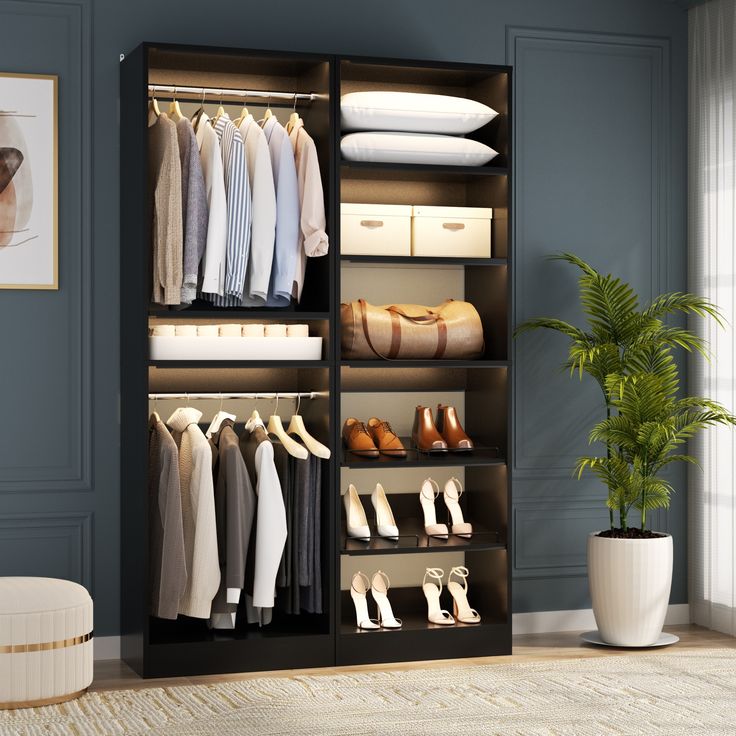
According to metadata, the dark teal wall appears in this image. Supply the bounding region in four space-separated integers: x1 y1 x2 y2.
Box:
0 0 687 634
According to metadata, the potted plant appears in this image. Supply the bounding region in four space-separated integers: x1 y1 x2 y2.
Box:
515 254 735 646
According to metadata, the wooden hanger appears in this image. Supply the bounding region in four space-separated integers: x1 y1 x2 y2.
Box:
233 94 249 127
286 93 300 134
287 396 330 459
212 90 227 126
168 86 184 122
261 94 274 126
191 88 207 131
149 86 161 118
266 395 308 459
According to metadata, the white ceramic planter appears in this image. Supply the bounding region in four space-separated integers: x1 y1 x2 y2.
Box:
587 532 673 647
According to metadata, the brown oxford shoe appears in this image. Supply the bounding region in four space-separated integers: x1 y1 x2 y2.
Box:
342 417 379 458
367 417 407 458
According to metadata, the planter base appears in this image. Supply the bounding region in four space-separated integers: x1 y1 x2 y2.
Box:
580 630 679 648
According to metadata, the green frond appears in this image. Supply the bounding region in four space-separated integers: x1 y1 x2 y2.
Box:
644 292 726 327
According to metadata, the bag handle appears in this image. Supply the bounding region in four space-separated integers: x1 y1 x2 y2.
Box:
358 299 450 360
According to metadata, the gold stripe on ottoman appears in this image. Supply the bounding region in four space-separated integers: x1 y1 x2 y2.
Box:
0 577 94 709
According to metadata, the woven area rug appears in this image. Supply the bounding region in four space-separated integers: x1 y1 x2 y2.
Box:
2 649 736 735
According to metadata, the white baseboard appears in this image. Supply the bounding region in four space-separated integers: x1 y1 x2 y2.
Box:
94 635 121 660
512 604 690 635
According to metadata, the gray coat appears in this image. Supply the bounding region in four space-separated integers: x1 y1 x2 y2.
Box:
149 414 187 619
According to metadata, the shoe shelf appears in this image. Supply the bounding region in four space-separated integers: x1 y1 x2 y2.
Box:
341 441 505 469
341 517 505 556
340 359 509 369
147 309 332 320
340 255 508 267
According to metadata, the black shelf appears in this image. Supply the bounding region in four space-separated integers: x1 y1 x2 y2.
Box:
149 359 330 369
340 359 509 369
341 160 508 178
341 440 504 469
341 517 505 556
148 309 331 320
341 255 507 267
340 612 503 636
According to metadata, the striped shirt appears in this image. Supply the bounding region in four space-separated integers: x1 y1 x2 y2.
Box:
206 114 251 307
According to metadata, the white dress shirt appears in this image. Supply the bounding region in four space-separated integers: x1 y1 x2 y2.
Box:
195 114 228 297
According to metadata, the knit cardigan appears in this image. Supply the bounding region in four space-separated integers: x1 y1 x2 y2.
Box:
167 407 220 618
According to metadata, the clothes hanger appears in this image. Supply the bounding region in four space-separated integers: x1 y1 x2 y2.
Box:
261 94 274 126
286 93 300 134
267 394 308 459
245 407 266 433
233 93 249 127
287 395 331 459
191 88 206 131
168 86 184 122
206 393 237 438
149 395 161 424
212 90 226 126
148 86 161 118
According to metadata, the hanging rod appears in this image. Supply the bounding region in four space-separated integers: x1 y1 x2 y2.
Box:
148 84 317 102
148 391 321 400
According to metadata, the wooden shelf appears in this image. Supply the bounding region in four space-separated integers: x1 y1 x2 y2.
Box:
341 255 507 266
341 517 505 556
341 440 504 469
149 359 330 369
341 359 509 369
148 309 331 320
341 160 508 179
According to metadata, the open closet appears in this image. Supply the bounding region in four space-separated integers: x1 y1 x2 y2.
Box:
120 42 511 678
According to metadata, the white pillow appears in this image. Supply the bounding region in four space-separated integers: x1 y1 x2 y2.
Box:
341 91 498 134
341 132 499 167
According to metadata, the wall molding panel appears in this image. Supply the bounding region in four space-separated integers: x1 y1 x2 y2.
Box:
0 0 93 494
0 512 92 590
507 26 670 480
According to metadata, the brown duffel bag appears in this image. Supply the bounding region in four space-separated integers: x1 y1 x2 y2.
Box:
341 298 484 360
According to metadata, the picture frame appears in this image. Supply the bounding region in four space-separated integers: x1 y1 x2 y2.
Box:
0 72 58 290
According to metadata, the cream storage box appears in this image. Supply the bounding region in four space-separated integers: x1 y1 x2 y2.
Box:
341 203 412 256
411 205 493 258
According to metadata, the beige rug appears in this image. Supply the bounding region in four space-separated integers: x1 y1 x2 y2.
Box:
1 649 735 735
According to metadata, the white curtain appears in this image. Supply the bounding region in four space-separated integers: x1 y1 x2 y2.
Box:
689 0 736 635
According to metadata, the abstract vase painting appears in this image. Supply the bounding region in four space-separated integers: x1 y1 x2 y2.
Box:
0 73 57 289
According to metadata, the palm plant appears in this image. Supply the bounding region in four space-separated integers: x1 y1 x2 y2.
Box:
515 253 734 531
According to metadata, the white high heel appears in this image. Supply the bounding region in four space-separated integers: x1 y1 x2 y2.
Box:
343 484 370 541
444 477 472 538
350 572 380 630
371 483 399 540
419 478 449 539
422 568 455 625
447 566 481 624
371 570 402 629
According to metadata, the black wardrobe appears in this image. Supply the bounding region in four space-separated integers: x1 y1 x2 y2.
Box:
120 42 512 678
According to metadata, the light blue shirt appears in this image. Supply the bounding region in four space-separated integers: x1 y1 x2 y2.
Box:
260 116 300 307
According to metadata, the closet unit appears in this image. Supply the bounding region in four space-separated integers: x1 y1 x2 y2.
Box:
120 42 511 678
336 56 511 665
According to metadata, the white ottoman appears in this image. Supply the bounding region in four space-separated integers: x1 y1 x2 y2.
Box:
0 577 93 709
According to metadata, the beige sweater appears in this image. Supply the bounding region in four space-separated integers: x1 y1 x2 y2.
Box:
167 407 220 618
148 113 183 305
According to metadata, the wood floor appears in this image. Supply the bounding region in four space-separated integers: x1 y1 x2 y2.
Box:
91 624 735 692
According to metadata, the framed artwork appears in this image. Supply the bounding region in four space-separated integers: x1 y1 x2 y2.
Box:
0 72 58 289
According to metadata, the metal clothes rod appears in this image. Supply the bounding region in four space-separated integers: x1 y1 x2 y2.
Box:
148 392 321 400
148 84 316 102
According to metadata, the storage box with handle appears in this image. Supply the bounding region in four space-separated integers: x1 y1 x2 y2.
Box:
341 203 412 256
411 205 493 258
341 299 484 360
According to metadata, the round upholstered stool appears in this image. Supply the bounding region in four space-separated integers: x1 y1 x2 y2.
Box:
0 577 93 709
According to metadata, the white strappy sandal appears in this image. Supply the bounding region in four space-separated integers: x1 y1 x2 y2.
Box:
371 570 402 629
444 477 473 538
419 478 449 539
422 568 455 625
350 572 380 630
447 566 481 624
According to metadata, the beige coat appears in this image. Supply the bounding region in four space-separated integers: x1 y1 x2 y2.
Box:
148 113 183 305
167 407 220 619
289 119 328 301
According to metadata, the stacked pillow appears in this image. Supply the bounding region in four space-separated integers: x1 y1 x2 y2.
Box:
340 91 499 167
